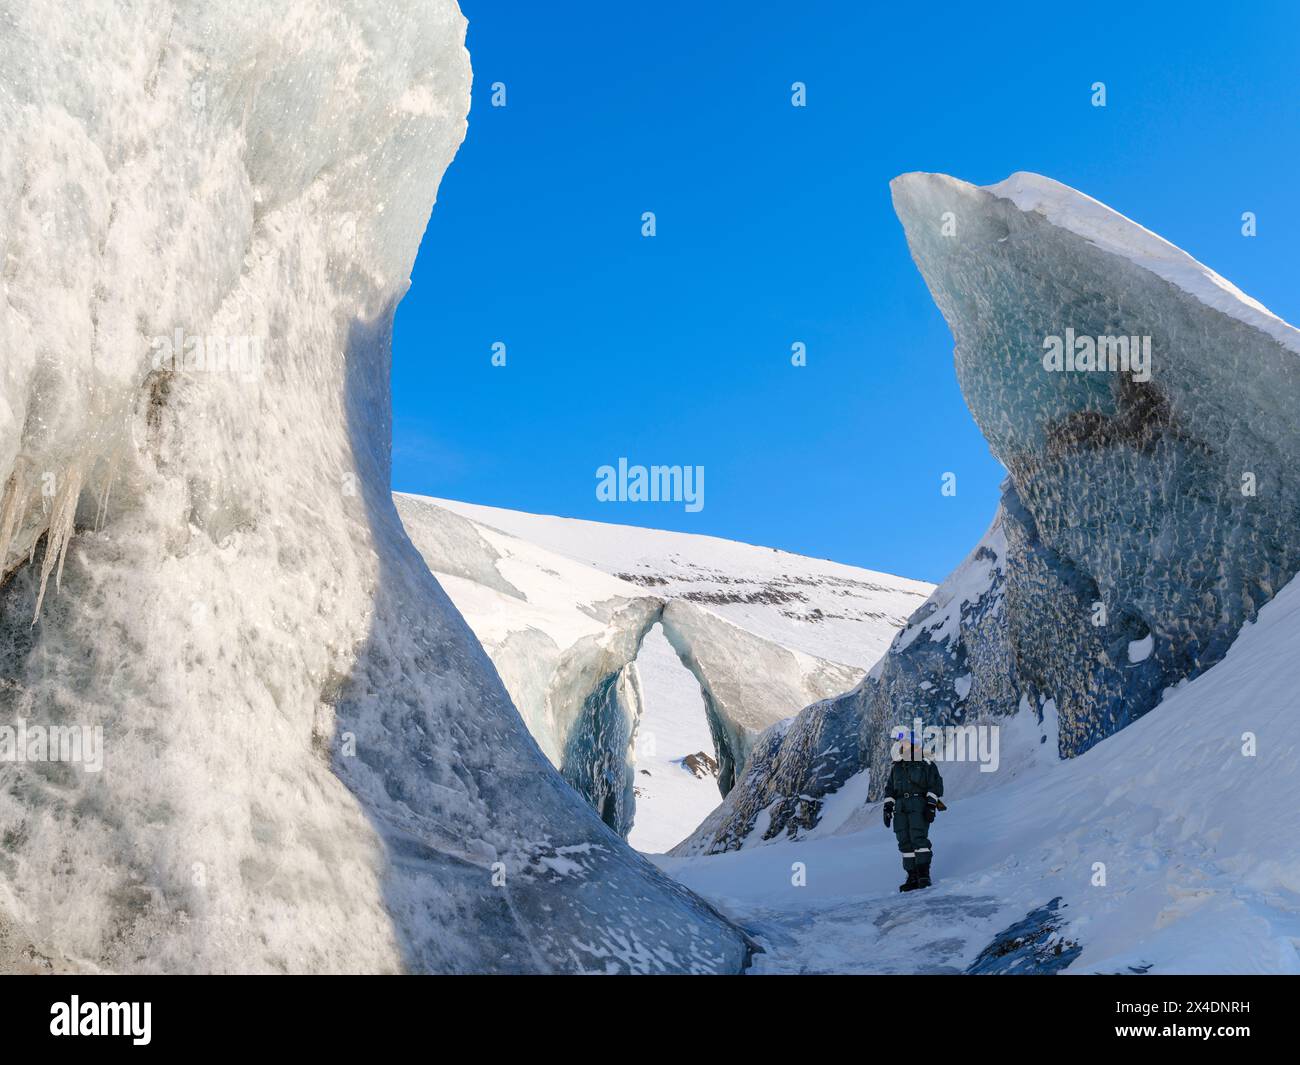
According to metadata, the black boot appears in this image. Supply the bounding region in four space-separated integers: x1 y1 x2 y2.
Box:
916 867 932 889
899 869 920 892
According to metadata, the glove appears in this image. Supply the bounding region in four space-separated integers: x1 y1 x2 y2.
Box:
883 800 894 829
924 796 938 824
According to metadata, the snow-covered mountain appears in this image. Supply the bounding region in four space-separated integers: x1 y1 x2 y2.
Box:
396 494 930 851
425 498 933 669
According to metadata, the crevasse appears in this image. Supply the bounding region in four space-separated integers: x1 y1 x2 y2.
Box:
395 493 859 840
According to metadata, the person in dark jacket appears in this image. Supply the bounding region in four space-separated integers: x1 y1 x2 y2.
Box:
882 729 944 892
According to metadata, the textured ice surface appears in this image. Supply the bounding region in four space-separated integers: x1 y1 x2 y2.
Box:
688 171 1300 853
0 0 749 973
963 897 1081 975
897 172 1300 755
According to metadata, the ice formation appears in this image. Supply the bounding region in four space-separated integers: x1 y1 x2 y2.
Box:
395 492 661 838
659 600 860 795
685 171 1300 854
395 494 872 842
0 0 751 973
624 622 722 854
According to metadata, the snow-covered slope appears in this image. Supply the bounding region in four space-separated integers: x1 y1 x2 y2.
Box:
396 494 916 850
658 571 1300 974
425 498 933 670
687 170 1300 855
625 623 723 854
0 0 749 974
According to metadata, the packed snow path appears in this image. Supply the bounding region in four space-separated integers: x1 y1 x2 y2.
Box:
732 893 1006 975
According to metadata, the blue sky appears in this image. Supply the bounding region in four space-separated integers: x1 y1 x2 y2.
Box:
392 0 1300 584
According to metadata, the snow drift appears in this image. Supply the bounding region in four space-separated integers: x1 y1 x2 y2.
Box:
687 171 1300 854
0 0 750 973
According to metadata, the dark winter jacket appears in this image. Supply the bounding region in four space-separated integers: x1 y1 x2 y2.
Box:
884 757 943 809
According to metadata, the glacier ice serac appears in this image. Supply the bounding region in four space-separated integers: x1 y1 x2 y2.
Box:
0 0 758 974
683 171 1300 856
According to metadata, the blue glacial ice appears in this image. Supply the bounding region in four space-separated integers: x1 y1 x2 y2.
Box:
683 171 1300 854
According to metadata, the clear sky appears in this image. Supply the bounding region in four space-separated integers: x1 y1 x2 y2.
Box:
392 0 1300 584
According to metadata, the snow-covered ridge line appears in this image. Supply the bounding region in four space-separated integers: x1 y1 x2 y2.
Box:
420 495 932 670
983 171 1300 356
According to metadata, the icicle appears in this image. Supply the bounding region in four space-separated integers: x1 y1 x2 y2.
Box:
32 464 83 623
94 450 120 532
0 467 27 573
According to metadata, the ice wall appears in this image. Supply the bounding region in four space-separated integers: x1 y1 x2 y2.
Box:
0 0 749 973
684 171 1300 853
895 171 1300 754
659 600 860 795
